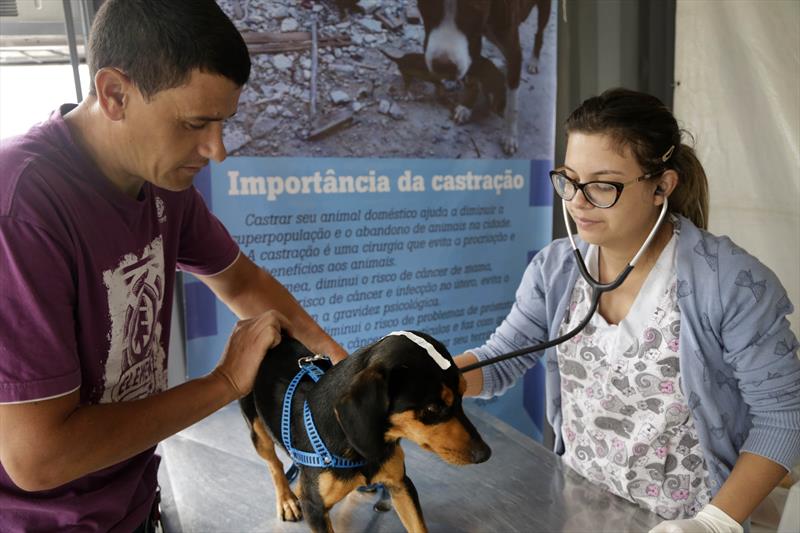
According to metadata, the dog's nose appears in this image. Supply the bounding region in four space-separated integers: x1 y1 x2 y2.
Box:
471 440 491 463
430 56 460 80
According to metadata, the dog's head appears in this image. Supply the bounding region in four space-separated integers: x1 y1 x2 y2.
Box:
418 0 491 80
334 331 491 465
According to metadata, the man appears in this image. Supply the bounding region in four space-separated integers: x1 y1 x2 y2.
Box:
0 1 346 531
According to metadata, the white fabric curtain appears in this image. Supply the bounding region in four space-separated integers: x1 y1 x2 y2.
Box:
674 0 800 333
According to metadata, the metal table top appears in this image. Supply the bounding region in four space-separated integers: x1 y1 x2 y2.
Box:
158 402 661 532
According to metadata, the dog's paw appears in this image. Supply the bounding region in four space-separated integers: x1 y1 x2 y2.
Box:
527 56 541 75
276 491 303 522
453 105 472 124
502 134 518 155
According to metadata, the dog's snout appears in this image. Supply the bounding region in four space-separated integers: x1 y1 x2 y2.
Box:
471 440 491 464
430 56 460 80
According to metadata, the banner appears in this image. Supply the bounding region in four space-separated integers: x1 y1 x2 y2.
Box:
184 0 558 441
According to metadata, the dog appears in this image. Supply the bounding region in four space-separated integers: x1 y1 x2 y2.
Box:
417 0 552 154
465 55 507 116
379 48 446 96
239 330 491 533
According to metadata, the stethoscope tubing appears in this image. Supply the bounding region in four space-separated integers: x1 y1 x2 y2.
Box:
459 198 669 374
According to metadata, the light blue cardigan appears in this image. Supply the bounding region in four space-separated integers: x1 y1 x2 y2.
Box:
471 215 800 495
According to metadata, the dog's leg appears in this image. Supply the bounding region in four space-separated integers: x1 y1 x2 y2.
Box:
299 496 332 533
503 87 520 155
251 418 303 522
527 0 552 74
454 79 479 124
387 475 427 533
301 471 351 533
500 24 524 155
374 447 428 533
299 470 366 533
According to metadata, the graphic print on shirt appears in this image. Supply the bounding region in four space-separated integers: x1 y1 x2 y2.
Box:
155 196 167 224
101 236 168 402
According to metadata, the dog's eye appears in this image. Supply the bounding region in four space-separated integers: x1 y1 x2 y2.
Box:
424 404 440 416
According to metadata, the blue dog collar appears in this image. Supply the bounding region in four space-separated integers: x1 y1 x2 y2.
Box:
280 360 366 469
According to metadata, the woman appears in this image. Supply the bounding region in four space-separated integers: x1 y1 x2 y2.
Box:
456 88 800 533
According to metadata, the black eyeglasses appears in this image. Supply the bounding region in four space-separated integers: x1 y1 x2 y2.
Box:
549 169 665 209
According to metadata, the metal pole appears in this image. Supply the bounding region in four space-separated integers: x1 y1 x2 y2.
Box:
62 0 83 102
310 19 318 119
78 0 95 48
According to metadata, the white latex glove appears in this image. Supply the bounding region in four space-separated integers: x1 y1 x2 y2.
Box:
648 504 743 533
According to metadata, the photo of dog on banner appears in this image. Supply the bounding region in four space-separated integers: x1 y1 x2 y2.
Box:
224 0 556 160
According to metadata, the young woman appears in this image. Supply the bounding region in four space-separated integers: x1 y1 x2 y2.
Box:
456 88 799 533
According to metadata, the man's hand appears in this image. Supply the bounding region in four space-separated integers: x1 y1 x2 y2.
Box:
213 309 288 398
648 504 743 533
313 338 348 364
198 254 346 365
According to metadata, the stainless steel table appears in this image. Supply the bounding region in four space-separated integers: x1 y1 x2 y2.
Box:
158 403 662 532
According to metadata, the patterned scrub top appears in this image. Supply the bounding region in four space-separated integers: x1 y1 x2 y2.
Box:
558 220 713 519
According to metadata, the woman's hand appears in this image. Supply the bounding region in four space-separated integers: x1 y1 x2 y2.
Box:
454 352 484 396
648 504 742 533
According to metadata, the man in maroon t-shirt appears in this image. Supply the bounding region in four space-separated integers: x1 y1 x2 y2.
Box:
0 1 346 531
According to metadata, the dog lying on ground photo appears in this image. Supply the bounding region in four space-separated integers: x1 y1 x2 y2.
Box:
379 47 505 121
379 48 447 97
417 0 552 154
239 330 491 533
465 55 508 117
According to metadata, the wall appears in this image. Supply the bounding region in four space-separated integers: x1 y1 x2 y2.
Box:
553 0 676 239
674 0 800 333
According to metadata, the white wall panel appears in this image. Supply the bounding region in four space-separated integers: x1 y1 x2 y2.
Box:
674 0 800 332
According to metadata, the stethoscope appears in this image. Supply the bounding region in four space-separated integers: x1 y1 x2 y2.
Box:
285 199 670 493
459 197 669 373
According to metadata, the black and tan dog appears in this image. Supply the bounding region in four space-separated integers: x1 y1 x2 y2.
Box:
239 331 491 533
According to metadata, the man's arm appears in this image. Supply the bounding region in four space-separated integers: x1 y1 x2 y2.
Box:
0 375 232 491
197 253 347 362
0 309 285 492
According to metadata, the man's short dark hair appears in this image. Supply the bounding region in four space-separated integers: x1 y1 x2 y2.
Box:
88 0 250 99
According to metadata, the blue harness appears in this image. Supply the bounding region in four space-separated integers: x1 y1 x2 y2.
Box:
280 356 366 469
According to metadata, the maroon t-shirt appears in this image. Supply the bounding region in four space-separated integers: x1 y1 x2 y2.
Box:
0 105 239 532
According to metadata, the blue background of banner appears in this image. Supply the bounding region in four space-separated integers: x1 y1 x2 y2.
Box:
184 156 552 441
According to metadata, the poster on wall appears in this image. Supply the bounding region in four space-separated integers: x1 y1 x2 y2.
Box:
184 0 558 441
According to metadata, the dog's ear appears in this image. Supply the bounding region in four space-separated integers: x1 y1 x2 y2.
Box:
334 366 389 462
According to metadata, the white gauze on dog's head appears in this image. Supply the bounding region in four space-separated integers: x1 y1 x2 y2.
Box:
384 331 451 370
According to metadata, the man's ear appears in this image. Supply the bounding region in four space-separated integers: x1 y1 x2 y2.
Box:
334 366 389 462
654 169 679 206
94 67 131 121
